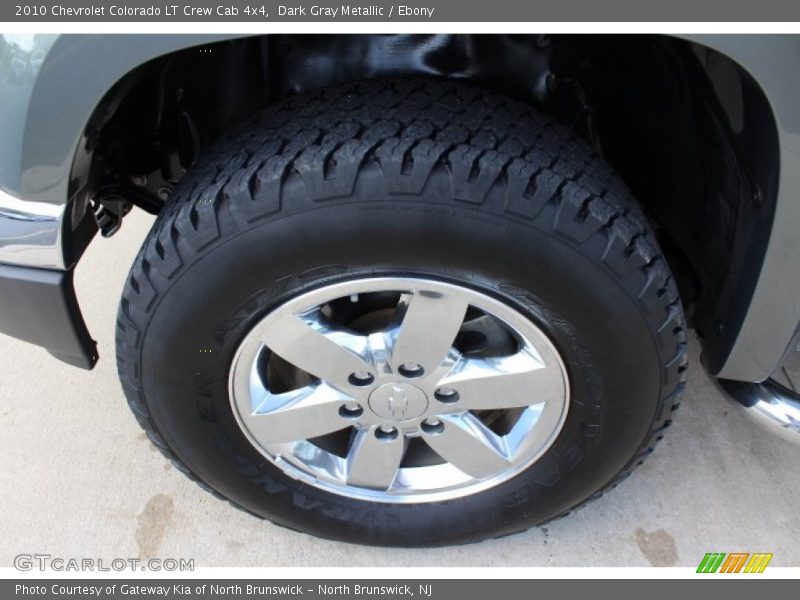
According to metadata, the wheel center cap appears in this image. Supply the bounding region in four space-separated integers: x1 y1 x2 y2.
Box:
368 383 428 422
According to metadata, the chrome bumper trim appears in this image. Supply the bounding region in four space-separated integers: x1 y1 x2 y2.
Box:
719 378 800 446
0 188 66 270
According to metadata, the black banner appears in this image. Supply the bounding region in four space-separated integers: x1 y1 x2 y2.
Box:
4 0 800 22
4 579 797 600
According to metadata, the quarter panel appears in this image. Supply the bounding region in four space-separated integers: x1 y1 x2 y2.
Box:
0 34 58 196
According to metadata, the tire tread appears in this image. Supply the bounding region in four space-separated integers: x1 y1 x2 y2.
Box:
116 78 688 537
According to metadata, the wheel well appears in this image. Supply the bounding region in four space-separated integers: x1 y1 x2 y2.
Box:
78 34 779 352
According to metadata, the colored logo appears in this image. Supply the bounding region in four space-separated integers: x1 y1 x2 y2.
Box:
697 552 773 573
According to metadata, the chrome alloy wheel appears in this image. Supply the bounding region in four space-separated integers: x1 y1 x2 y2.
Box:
229 277 570 503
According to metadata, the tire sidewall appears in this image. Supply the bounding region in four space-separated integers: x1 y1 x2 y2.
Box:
137 194 662 546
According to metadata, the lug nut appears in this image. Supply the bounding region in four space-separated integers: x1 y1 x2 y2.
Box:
421 418 445 435
398 362 424 378
339 403 363 419
375 425 399 440
434 387 459 403
348 371 374 386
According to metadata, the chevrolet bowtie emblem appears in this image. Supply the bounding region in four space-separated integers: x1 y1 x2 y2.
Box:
387 385 410 419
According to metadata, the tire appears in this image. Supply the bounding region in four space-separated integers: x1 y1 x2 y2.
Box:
116 78 687 546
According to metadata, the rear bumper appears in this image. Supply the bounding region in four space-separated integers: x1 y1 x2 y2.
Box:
0 188 67 269
0 263 97 369
0 189 97 369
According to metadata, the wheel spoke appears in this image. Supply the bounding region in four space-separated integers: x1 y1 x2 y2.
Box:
421 413 510 479
390 289 468 375
230 276 572 502
247 384 351 443
436 350 564 411
260 309 373 390
346 427 406 490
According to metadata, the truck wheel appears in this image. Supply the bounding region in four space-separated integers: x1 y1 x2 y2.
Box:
116 78 687 546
